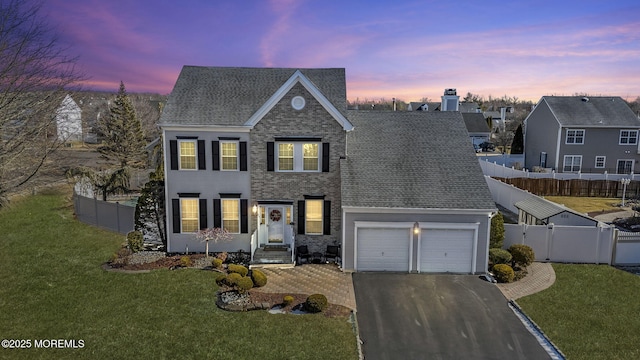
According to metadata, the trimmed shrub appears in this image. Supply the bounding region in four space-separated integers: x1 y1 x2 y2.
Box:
180 256 192 267
211 258 223 269
227 264 249 277
214 273 227 286
236 276 254 293
489 248 512 266
251 269 268 287
224 273 243 287
490 212 505 249
304 294 328 313
493 264 515 283
283 295 294 306
508 244 535 268
127 230 144 253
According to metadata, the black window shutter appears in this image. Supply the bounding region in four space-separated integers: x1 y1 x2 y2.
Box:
323 200 331 235
212 141 220 170
213 199 222 228
267 142 275 171
240 142 247 171
197 140 206 170
297 200 306 234
172 199 180 233
322 143 330 172
240 199 248 233
169 140 178 170
199 199 208 230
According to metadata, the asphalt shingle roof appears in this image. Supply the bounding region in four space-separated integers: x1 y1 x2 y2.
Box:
514 196 594 222
462 113 490 133
159 66 347 126
543 96 640 127
342 111 496 210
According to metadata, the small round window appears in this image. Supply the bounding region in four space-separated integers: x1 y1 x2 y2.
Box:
291 96 306 110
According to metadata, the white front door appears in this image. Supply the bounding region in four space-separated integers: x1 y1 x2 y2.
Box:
267 206 285 243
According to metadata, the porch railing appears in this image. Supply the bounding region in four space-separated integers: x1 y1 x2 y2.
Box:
250 230 257 262
289 225 295 263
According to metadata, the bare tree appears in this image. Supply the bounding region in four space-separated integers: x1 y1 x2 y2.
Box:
0 0 85 206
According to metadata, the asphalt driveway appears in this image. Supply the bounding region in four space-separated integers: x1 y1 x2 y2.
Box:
353 273 551 360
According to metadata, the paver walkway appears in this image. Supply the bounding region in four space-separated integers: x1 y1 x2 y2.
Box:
252 264 357 310
497 262 556 300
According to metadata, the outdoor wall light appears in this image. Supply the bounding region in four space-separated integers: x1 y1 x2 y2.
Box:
252 205 258 215
413 222 420 235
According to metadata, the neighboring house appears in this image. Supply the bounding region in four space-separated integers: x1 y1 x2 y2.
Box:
56 94 82 142
159 66 496 273
515 196 598 227
524 96 640 173
462 113 491 146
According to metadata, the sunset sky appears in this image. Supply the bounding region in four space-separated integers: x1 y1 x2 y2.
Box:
42 0 640 102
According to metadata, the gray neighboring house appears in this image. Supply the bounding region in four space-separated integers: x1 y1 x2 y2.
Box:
524 96 640 173
159 66 496 273
462 113 491 146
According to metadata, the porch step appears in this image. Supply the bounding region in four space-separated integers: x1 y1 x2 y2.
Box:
251 248 293 267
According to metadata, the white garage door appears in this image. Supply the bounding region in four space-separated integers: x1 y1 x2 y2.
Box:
420 229 474 273
357 228 411 271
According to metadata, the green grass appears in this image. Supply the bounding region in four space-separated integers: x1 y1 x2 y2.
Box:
0 192 358 359
544 196 621 214
518 264 640 360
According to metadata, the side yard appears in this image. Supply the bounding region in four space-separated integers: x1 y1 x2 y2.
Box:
518 263 640 360
0 190 358 359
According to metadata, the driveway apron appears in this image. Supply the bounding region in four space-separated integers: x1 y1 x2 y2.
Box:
353 273 551 360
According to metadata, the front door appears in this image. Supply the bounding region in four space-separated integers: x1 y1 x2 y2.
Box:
267 206 284 243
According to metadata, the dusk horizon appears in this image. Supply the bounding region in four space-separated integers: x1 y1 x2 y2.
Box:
42 0 640 102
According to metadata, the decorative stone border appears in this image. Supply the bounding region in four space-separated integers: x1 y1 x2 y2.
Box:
215 290 271 312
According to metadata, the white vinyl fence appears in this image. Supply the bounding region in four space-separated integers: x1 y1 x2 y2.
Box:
480 158 640 181
487 175 640 265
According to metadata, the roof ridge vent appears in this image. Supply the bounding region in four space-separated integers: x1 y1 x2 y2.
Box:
582 97 589 102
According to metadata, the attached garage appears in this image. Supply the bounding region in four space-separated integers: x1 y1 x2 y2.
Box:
419 227 476 273
356 226 412 272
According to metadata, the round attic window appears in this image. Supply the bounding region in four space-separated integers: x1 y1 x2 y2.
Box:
291 96 306 110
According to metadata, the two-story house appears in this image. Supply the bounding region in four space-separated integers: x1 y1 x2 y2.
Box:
159 66 496 273
524 96 640 173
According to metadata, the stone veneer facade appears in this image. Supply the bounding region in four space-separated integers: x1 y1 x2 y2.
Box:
250 82 346 253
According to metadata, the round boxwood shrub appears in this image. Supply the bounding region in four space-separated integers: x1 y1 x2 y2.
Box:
508 244 535 268
283 295 294 306
224 272 243 287
251 269 268 287
493 264 515 283
489 248 512 266
227 264 249 277
236 276 254 293
214 273 227 286
180 256 192 268
211 258 223 269
127 230 144 253
304 294 328 313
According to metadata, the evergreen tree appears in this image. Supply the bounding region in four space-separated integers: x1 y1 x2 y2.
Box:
134 140 166 246
98 81 146 168
490 212 505 249
511 124 524 154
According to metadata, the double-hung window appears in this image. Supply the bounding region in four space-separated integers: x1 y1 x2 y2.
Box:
179 140 197 170
619 130 638 145
595 156 606 169
180 198 199 232
305 200 323 235
276 142 320 172
222 199 240 233
565 129 584 144
221 141 238 170
563 155 582 172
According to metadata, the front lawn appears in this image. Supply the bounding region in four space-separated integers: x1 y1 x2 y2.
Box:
0 191 358 359
518 264 640 360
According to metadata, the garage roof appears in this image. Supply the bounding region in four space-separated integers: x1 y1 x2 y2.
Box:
342 111 496 210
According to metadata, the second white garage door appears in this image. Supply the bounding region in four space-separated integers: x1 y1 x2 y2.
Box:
357 228 411 271
420 229 474 273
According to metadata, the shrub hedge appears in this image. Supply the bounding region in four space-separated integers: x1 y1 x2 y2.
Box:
508 244 535 268
236 276 254 293
227 264 249 277
493 264 515 283
251 269 268 287
305 294 328 313
489 248 512 266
